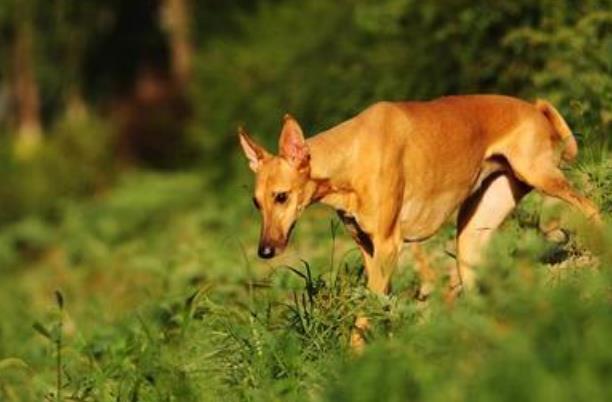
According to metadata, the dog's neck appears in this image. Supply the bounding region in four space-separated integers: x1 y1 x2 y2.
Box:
306 124 359 213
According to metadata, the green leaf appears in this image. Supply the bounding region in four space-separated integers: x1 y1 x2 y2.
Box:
0 358 29 371
32 322 52 340
54 290 64 309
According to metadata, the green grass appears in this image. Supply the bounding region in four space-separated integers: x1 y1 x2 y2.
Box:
0 155 610 401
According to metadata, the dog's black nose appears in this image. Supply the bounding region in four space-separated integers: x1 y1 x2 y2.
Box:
258 245 275 259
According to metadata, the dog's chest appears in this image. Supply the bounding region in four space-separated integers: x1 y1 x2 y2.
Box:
336 209 374 256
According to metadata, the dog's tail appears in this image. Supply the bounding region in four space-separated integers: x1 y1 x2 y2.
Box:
535 99 578 162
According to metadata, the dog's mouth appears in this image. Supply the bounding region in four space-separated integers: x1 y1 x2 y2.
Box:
273 221 297 255
287 221 297 240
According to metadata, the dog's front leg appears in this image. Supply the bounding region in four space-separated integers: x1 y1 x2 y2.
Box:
351 234 402 350
364 238 401 294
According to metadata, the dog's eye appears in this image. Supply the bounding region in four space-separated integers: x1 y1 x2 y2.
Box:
274 192 288 204
252 197 261 210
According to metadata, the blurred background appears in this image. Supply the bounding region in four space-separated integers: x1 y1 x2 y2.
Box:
0 1 610 401
1 0 610 205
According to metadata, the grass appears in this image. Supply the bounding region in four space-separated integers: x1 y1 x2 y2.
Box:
0 154 610 401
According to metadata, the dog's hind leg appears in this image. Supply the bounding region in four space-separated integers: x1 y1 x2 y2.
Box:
531 172 600 223
507 154 601 223
452 173 531 296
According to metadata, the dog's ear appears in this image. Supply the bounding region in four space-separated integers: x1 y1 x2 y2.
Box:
238 126 268 172
279 114 309 169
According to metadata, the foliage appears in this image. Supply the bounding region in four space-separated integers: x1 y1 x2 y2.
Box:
0 114 114 226
0 165 610 401
502 2 612 149
191 0 611 171
0 1 611 401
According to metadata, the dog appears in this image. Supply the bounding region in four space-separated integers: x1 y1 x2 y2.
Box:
239 94 600 347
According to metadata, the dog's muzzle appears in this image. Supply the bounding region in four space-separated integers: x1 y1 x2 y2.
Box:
257 222 296 259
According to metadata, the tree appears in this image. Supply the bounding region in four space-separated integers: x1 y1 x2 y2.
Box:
10 0 41 157
161 0 193 88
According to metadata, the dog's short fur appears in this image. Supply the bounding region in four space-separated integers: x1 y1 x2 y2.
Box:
239 94 600 346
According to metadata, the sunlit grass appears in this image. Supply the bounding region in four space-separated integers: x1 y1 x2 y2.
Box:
0 152 610 401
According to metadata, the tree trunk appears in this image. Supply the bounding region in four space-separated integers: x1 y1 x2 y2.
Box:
161 0 193 88
12 16 42 156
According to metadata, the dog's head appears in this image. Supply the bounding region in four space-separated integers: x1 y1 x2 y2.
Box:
239 115 318 259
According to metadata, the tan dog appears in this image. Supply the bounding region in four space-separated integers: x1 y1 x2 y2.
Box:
239 94 600 346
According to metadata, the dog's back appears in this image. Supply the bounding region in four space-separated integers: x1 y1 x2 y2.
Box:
335 94 576 239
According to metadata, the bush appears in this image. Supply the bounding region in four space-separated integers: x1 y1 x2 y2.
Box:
0 114 115 226
190 0 611 180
